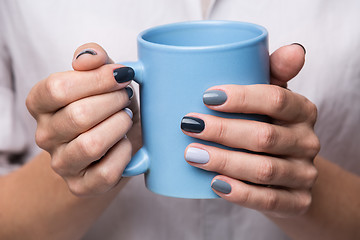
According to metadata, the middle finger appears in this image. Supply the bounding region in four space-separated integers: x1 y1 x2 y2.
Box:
181 113 313 157
49 87 132 143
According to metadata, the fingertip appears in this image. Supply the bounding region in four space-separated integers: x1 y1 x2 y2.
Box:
203 88 228 106
124 108 133 119
270 44 306 82
211 177 232 195
291 43 306 55
72 43 114 71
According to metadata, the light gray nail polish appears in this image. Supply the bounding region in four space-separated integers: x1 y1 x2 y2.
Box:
124 108 133 119
185 147 209 164
211 179 232 194
203 90 227 105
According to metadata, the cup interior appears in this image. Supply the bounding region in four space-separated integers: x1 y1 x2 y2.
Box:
140 21 266 48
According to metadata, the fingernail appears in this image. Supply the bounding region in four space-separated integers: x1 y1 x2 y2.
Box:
211 179 232 194
124 108 133 119
203 90 227 105
125 86 134 99
181 116 205 133
291 43 306 54
185 147 209 164
75 49 97 60
113 67 135 83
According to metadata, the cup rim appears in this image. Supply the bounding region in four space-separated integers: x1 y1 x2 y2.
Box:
138 20 268 52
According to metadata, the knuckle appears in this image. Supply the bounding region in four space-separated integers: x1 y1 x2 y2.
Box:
297 192 312 215
306 134 321 157
215 118 228 143
305 166 318 188
216 150 230 172
46 73 67 104
67 178 88 197
35 127 51 149
97 166 121 189
256 125 277 151
93 68 104 88
234 86 247 108
25 92 36 114
307 101 318 124
50 154 66 176
263 191 279 211
78 134 105 160
68 103 90 130
269 86 287 113
235 187 251 206
256 159 276 184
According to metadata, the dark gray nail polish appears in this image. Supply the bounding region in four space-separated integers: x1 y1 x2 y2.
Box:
211 179 231 194
125 86 134 99
75 49 97 59
181 116 205 133
113 67 135 83
291 43 306 54
203 90 227 105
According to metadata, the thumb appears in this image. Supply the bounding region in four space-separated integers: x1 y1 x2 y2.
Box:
72 42 114 71
270 43 306 87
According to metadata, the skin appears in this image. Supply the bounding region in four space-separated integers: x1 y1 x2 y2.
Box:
0 43 141 239
184 44 320 217
184 44 360 239
26 43 142 196
0 43 359 239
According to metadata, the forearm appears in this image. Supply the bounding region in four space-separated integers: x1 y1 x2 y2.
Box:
0 151 128 240
269 156 360 240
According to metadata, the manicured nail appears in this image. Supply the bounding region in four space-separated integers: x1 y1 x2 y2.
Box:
181 116 205 133
185 147 209 164
203 90 227 105
75 49 97 60
113 67 135 83
124 108 133 119
125 86 134 99
291 43 306 54
211 179 231 194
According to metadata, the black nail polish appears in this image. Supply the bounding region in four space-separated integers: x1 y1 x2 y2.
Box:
113 67 135 83
291 43 306 54
125 86 134 99
181 116 205 133
75 49 97 59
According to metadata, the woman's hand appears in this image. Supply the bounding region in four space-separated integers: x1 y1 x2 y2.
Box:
181 44 320 218
26 43 141 197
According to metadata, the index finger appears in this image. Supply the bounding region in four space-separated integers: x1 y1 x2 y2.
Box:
203 84 317 124
26 64 134 116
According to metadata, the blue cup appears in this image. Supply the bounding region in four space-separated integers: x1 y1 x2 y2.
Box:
121 20 269 199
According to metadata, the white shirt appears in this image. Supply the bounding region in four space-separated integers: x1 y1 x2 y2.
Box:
1 1 359 239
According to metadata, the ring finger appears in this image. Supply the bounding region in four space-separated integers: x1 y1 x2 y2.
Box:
51 108 133 177
185 144 317 189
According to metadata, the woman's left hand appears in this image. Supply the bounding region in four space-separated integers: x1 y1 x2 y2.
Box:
181 44 320 218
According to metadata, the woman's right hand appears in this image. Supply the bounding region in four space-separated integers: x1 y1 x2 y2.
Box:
26 43 140 196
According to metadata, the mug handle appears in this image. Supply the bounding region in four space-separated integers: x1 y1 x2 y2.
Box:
118 61 150 177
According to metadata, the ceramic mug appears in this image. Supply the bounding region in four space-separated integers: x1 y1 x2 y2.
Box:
121 20 269 199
